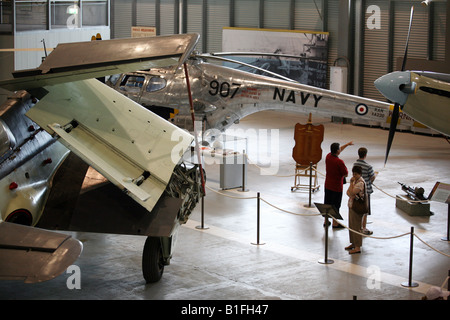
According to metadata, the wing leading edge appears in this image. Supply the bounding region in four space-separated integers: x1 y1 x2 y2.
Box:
0 33 200 92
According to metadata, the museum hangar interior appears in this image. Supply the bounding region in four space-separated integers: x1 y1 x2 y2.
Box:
0 0 449 302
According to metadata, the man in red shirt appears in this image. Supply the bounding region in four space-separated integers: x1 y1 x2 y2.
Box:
324 141 353 227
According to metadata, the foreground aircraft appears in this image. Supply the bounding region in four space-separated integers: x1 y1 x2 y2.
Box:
0 34 203 283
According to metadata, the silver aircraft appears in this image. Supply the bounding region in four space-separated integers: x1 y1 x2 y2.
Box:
107 55 394 134
0 34 203 283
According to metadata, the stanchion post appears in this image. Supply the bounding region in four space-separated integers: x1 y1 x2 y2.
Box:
318 211 334 264
196 194 209 230
304 162 314 208
401 226 418 287
195 162 208 230
251 192 265 245
308 162 312 206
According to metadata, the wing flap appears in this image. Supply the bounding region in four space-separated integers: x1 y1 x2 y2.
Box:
0 221 82 283
49 122 154 203
26 79 194 212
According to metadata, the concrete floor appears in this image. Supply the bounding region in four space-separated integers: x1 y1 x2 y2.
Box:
0 110 449 302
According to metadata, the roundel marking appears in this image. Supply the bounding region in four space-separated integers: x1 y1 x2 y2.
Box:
355 103 368 115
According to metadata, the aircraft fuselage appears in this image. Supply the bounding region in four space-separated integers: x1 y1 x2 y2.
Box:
109 59 393 132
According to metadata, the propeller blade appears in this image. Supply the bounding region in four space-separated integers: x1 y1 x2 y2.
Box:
401 5 414 71
385 103 400 165
384 5 414 165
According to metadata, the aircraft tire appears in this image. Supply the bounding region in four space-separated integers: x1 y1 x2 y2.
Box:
142 236 164 283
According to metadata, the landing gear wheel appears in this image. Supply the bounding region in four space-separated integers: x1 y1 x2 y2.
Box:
142 236 164 283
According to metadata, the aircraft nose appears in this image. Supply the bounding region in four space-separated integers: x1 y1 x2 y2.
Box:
374 71 412 105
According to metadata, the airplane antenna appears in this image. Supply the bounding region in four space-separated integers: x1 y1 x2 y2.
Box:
384 5 414 166
41 39 48 58
183 63 206 195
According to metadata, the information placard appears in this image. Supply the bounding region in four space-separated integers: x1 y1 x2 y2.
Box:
428 182 450 204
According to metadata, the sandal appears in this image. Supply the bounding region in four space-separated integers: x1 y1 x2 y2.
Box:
349 248 361 254
345 245 354 251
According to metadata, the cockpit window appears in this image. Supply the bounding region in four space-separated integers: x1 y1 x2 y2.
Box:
119 75 145 94
108 74 121 86
146 77 167 92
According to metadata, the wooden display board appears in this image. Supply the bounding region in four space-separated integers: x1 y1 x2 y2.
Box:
292 114 324 165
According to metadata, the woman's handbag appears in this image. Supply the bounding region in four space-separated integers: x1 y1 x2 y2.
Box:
352 181 368 215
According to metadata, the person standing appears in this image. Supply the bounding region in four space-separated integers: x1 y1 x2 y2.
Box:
354 147 376 235
324 141 353 228
345 165 365 254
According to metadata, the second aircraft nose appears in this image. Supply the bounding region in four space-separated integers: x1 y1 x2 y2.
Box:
374 71 411 105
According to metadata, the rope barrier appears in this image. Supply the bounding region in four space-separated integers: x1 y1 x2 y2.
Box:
203 181 450 259
199 151 449 264
414 233 450 258
205 184 256 200
330 216 411 240
260 197 321 217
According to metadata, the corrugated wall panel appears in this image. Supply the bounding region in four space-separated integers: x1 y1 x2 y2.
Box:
264 0 290 29
326 0 339 90
206 0 230 52
393 2 428 70
294 0 323 31
362 0 389 100
432 1 446 61
136 0 156 28
113 0 132 38
186 0 203 51
234 0 259 28
160 0 177 35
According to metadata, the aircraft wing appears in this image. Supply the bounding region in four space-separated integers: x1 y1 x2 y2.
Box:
26 79 194 213
0 221 82 283
0 33 200 92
